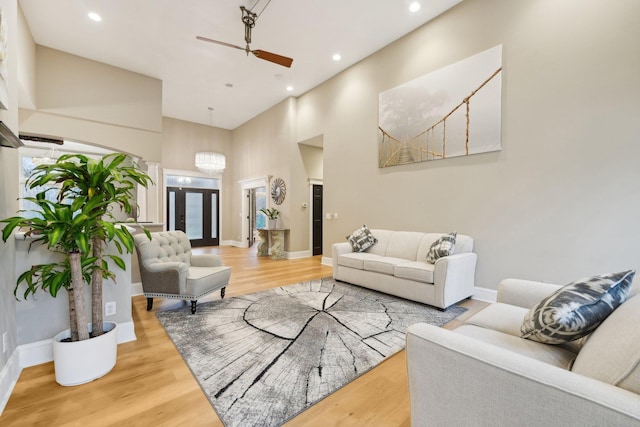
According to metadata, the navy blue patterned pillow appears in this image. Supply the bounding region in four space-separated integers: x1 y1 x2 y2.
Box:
426 232 457 264
346 225 378 252
521 270 635 344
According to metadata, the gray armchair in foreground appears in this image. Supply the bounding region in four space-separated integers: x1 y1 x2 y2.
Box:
134 230 231 314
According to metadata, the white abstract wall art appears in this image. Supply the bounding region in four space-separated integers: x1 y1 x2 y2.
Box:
378 45 503 168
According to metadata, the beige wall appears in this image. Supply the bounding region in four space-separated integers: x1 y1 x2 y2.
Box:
298 143 323 181
19 109 162 161
234 0 640 289
231 98 300 247
16 4 35 109
161 117 233 240
36 46 162 132
18 46 163 161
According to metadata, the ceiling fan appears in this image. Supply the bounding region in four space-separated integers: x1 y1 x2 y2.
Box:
197 5 293 68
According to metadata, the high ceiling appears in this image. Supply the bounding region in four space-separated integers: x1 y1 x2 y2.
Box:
19 0 462 130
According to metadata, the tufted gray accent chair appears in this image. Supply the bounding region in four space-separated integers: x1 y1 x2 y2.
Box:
133 230 231 314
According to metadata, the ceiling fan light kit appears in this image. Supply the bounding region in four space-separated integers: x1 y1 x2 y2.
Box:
197 4 293 68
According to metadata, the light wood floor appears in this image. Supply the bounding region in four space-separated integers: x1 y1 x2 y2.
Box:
1 246 488 426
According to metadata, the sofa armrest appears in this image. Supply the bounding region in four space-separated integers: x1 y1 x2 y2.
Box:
191 254 222 267
433 252 477 308
497 278 562 309
140 261 189 295
406 323 640 427
332 242 353 277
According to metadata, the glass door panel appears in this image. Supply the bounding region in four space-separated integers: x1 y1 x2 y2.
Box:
185 192 203 240
168 191 176 231
211 192 218 239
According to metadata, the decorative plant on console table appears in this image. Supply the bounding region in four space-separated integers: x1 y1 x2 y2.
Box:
260 207 280 229
0 153 152 385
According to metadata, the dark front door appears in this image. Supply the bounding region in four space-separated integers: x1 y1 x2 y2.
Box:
312 184 323 256
167 187 220 247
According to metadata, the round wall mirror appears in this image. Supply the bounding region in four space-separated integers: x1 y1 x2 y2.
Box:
271 178 286 205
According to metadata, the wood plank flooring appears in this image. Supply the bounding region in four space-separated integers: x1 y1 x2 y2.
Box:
0 246 488 426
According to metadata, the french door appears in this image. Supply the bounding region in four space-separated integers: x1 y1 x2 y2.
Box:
167 187 219 247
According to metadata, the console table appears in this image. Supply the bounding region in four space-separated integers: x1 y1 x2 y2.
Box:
257 228 289 260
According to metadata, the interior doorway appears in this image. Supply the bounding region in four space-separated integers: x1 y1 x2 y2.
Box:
247 186 267 247
167 187 220 247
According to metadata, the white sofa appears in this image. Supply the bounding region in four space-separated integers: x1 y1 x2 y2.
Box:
406 278 640 426
332 229 477 309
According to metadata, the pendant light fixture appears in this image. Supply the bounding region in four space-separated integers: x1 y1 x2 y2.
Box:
195 107 226 174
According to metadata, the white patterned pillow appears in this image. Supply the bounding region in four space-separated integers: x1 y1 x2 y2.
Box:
346 225 378 252
521 270 635 344
426 232 457 264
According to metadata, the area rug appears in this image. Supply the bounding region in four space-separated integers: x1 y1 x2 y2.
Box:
156 277 467 427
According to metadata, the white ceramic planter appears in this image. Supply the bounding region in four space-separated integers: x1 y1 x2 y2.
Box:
52 321 118 386
268 219 278 229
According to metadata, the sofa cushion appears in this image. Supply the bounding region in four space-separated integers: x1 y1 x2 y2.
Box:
186 266 231 297
367 229 394 256
363 257 408 276
337 252 381 270
468 302 585 354
346 225 378 252
385 231 425 260
521 270 635 344
394 262 435 284
466 303 529 338
572 293 640 394
453 325 576 369
426 232 457 263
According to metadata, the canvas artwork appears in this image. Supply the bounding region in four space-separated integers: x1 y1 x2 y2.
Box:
378 45 503 168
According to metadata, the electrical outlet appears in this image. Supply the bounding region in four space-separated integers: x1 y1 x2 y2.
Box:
105 301 117 316
2 332 7 354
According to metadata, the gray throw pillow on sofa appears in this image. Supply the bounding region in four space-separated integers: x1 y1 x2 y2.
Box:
521 270 635 344
426 231 457 264
346 225 378 252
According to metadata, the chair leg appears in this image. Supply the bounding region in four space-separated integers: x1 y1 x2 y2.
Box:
191 300 197 314
220 287 226 299
146 297 153 311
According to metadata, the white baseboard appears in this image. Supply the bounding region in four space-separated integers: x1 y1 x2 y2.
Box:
220 240 234 246
18 321 137 370
18 339 53 368
321 256 333 266
117 321 137 344
230 240 246 248
472 286 498 303
131 282 143 297
287 250 311 259
0 350 21 416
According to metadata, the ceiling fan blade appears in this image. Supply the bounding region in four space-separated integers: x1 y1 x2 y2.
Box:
252 50 293 68
196 36 245 51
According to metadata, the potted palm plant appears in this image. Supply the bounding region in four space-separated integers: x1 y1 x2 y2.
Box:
0 152 152 385
260 207 280 229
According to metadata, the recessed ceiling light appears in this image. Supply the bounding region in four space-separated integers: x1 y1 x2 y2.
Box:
88 12 102 22
409 2 421 13
332 53 341 62
286 86 294 92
